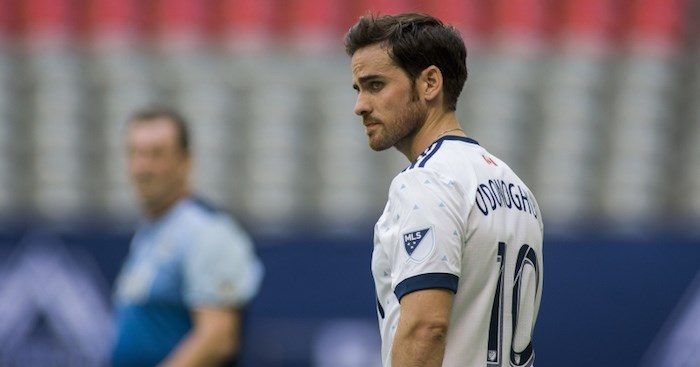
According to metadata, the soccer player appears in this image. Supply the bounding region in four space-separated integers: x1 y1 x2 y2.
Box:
111 106 264 367
345 13 544 367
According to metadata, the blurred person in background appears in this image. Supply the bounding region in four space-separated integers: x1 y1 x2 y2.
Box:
345 13 544 367
111 106 264 367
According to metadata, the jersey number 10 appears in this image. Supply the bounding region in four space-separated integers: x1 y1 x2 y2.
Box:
488 242 540 367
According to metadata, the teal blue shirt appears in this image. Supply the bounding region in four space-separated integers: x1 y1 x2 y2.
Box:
111 197 264 367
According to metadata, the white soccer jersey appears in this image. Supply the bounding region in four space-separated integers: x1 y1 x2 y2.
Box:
372 136 544 367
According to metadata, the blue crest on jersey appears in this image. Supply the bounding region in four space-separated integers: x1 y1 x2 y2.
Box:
403 228 431 256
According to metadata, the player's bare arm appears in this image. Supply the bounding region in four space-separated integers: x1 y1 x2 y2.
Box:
391 288 454 367
158 307 240 367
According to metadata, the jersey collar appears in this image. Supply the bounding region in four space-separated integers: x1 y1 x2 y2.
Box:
436 135 480 145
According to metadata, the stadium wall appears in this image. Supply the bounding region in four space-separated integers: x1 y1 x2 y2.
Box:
0 226 698 367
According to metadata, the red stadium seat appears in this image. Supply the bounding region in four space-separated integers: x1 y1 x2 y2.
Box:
152 0 207 45
285 0 342 50
0 0 16 40
412 0 488 45
219 0 275 50
84 0 141 44
627 0 688 51
558 0 617 43
21 0 74 42
350 0 414 18
492 0 550 43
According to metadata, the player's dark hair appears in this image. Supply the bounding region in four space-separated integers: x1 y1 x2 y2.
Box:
344 12 468 111
128 105 191 155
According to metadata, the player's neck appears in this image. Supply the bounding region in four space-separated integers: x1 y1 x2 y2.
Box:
401 111 464 162
144 189 190 220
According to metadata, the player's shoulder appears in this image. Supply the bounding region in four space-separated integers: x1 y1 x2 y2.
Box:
172 197 213 225
412 136 522 184
176 197 245 233
407 136 482 171
178 199 254 251
391 136 482 189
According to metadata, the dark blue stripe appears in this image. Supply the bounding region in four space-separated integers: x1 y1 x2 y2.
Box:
405 141 437 171
394 273 459 302
408 143 436 170
418 140 444 168
376 297 385 319
441 135 479 145
409 136 480 170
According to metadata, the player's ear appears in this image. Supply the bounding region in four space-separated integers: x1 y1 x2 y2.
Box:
419 65 442 103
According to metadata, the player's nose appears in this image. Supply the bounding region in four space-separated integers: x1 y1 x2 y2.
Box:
354 93 370 116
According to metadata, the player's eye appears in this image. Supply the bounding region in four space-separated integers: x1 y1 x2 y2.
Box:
369 81 383 91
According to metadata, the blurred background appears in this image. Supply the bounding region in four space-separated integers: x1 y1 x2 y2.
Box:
0 0 699 366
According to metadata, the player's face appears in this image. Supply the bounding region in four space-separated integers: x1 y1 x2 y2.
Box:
351 44 427 152
126 118 190 215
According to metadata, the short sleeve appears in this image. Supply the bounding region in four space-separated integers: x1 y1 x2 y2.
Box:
183 216 264 308
387 168 468 301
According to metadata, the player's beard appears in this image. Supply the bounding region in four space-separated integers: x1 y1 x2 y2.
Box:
368 88 427 152
131 169 188 217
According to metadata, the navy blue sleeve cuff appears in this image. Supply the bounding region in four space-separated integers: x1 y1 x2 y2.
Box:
394 273 459 302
